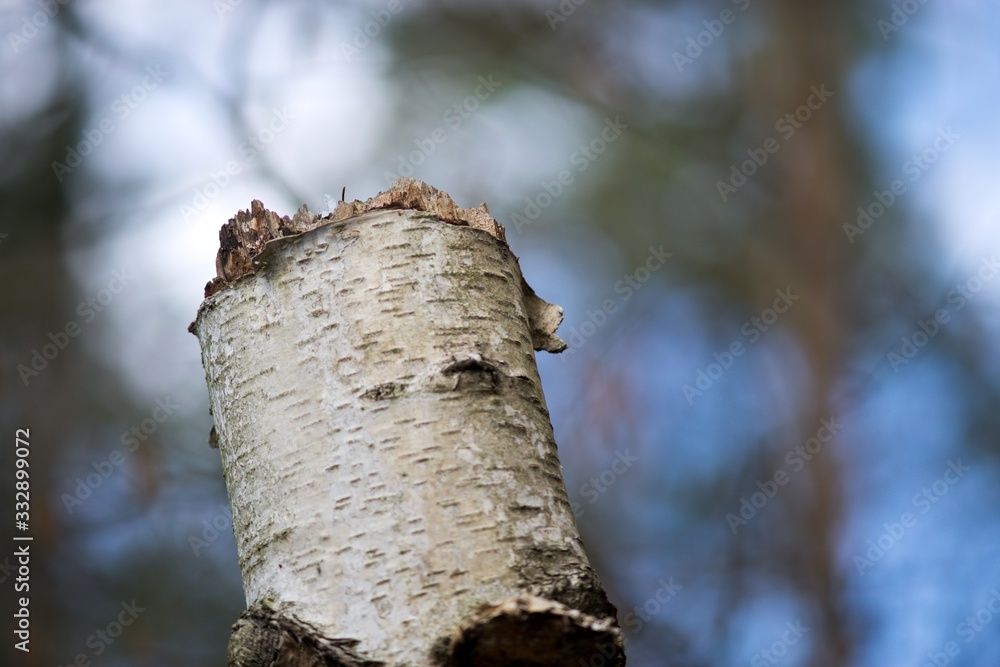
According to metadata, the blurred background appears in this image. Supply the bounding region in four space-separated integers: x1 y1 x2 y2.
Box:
2 0 1000 665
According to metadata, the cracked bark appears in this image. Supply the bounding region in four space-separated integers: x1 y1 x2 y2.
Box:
189 179 625 666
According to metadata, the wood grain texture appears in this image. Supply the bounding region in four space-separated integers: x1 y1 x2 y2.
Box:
192 192 622 666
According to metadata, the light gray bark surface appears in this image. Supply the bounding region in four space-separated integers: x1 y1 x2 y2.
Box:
191 183 623 666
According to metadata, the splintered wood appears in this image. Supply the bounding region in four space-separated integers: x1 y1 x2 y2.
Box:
206 178 506 298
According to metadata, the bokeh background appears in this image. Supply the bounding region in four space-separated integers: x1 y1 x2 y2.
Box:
3 1 1000 665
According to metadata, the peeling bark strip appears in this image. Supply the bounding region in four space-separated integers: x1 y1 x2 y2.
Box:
190 180 624 666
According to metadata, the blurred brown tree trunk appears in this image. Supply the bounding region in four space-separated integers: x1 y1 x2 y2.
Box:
753 2 853 665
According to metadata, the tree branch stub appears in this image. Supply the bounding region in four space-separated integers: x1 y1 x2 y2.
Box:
190 179 624 666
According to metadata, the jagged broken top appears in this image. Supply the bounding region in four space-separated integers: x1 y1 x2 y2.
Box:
330 178 506 243
206 178 507 298
200 178 566 353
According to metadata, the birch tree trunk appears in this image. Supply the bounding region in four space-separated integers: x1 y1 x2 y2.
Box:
189 179 625 667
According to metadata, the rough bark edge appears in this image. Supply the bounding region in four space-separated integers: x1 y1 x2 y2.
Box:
205 178 505 298
512 546 618 620
445 595 625 667
328 177 506 243
521 279 567 353
206 200 316 296
197 179 566 353
228 599 385 667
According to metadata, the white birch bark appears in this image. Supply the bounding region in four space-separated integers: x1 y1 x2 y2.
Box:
190 180 624 667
